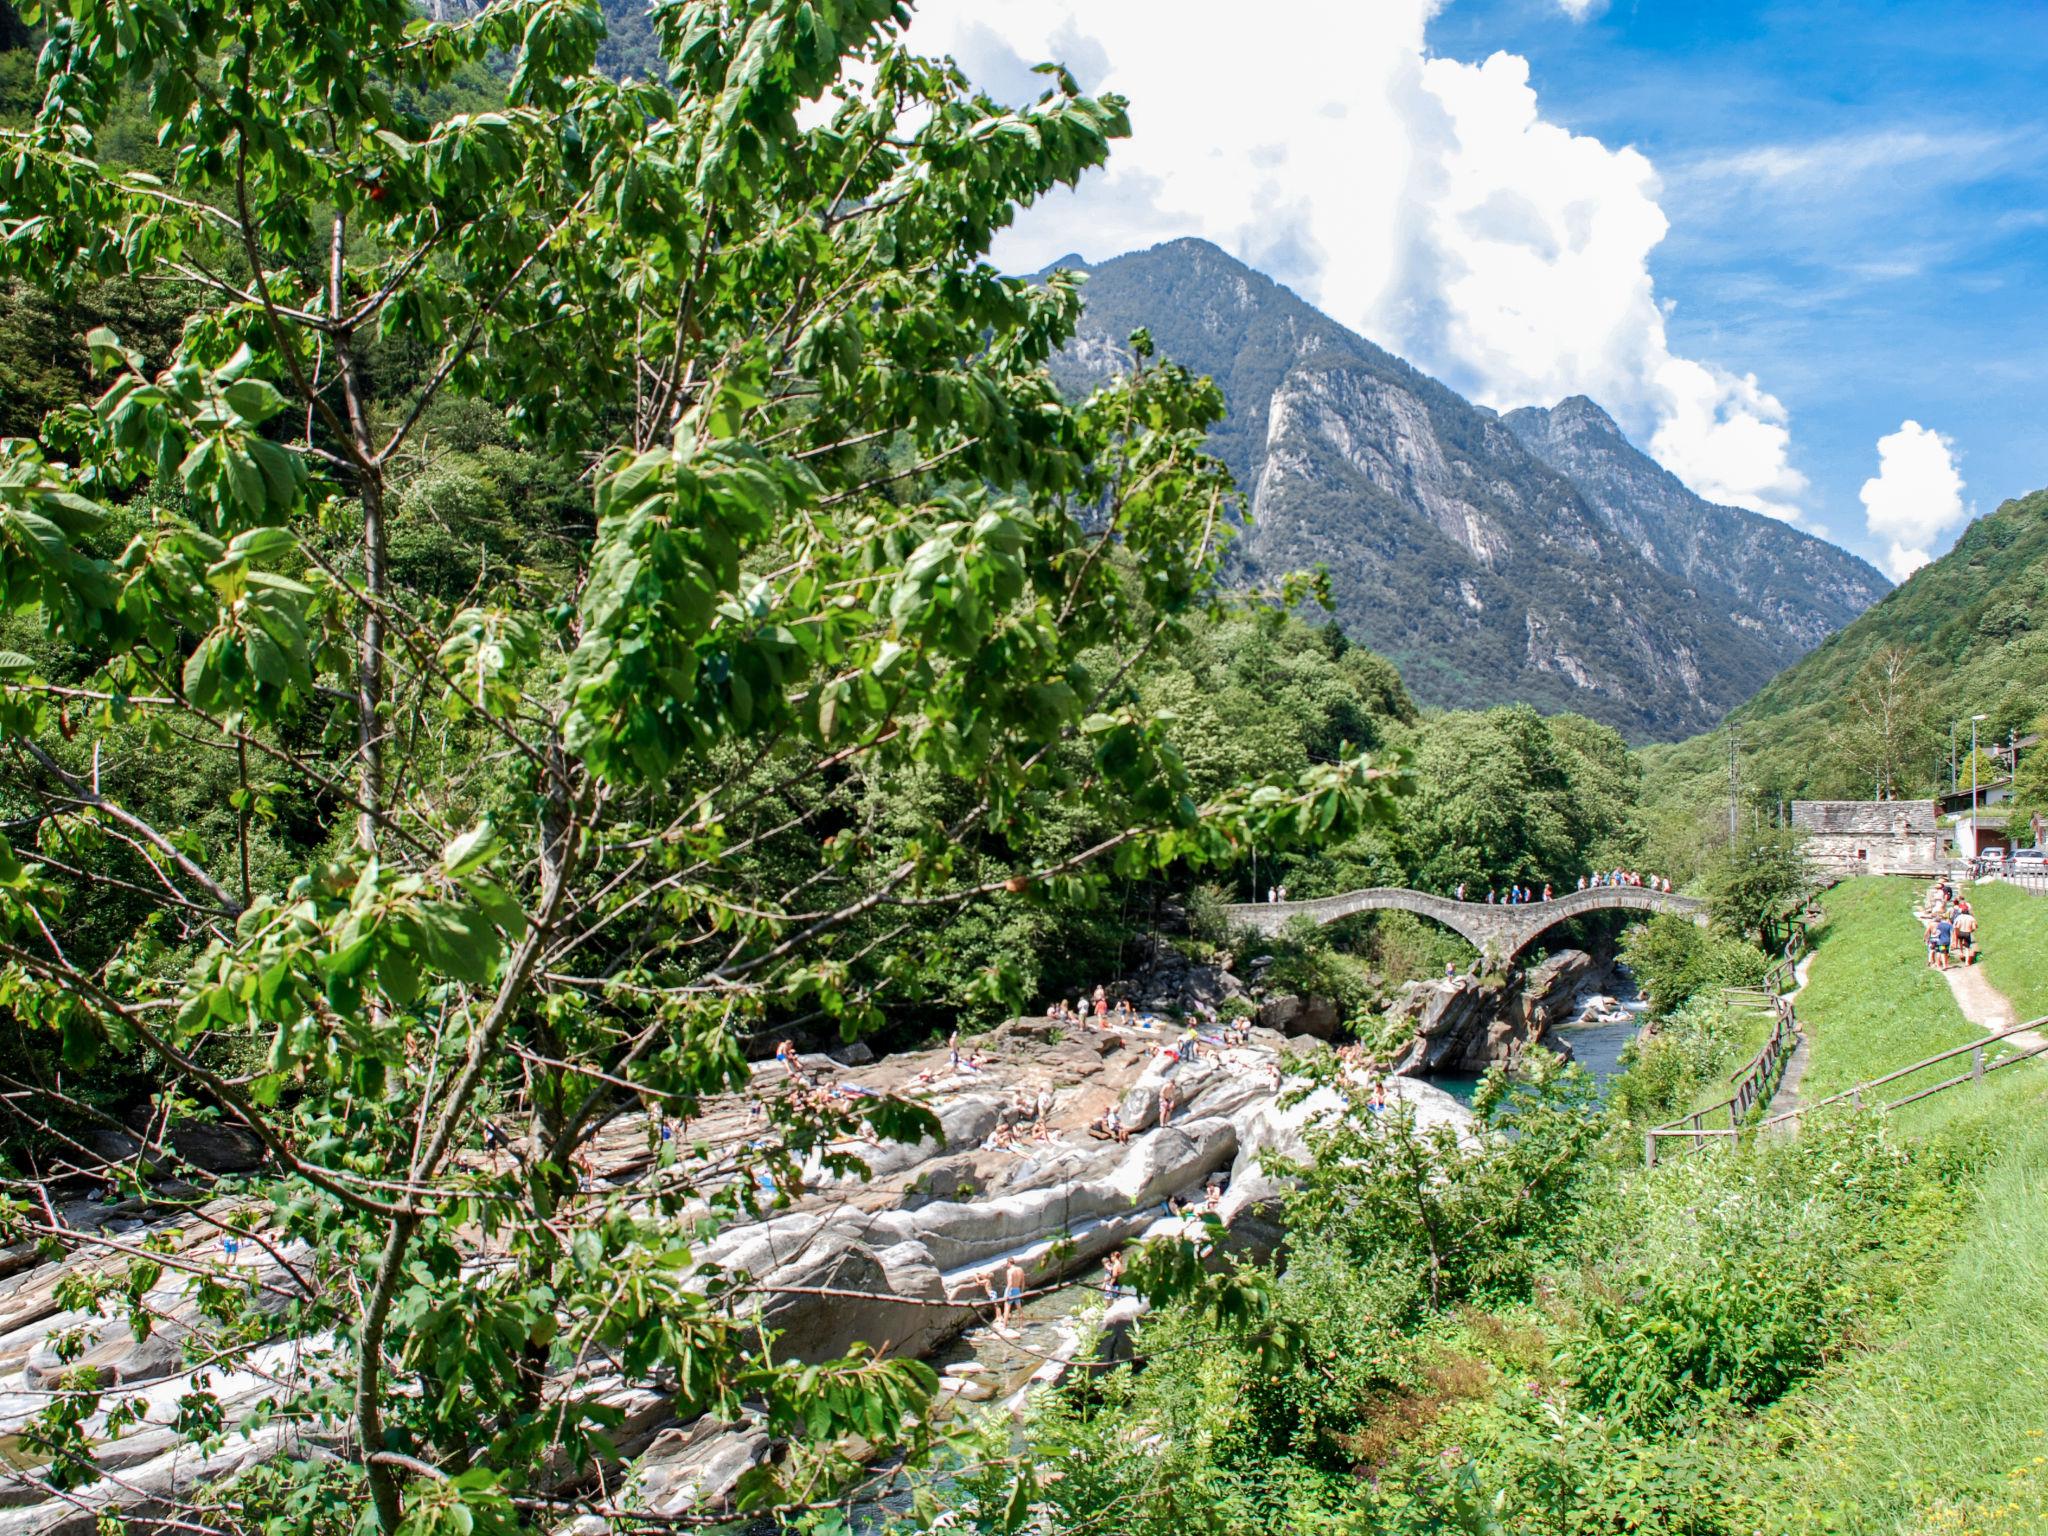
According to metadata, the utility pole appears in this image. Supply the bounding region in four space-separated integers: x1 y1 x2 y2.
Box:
1950 720 1958 795
1727 725 1740 848
1971 713 1987 858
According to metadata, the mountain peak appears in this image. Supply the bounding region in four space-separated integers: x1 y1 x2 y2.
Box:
1504 394 1622 440
1550 395 1622 433
1046 240 1892 741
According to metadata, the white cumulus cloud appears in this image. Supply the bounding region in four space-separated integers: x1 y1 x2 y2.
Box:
1859 421 1966 581
903 0 1811 522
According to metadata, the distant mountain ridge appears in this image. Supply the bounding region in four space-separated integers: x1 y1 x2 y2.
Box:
1502 396 1885 654
1046 239 1889 741
1638 484 2048 818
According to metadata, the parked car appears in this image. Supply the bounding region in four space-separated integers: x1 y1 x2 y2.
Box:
2012 847 2048 872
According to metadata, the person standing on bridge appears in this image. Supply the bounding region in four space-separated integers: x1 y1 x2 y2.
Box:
1542 883 1553 901
1455 883 1466 901
1267 885 1277 904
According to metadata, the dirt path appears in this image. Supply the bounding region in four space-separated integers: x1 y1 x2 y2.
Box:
1940 953 2046 1051
1917 886 2044 1052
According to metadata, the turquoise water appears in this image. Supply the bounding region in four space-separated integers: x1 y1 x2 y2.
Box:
1426 969 1646 1106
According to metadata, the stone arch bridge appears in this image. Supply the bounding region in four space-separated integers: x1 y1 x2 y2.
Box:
1221 884 1709 965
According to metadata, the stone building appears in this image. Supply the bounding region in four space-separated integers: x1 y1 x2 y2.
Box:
1790 800 1942 877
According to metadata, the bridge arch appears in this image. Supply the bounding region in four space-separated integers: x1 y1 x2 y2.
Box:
1220 884 1709 966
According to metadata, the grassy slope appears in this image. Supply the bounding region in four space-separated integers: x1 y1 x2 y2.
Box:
1791 877 2013 1128
1968 880 2048 1024
1747 875 2048 1532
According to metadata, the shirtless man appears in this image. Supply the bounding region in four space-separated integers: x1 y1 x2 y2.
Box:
997 1257 1027 1331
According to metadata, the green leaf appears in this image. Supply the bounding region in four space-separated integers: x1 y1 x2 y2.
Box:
441 822 502 879
221 378 287 424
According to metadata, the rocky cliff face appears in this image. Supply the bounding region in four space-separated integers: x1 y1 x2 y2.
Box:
1389 949 1602 1076
1047 239 1887 741
1502 396 1888 653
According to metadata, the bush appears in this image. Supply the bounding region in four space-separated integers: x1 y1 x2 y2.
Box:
1366 1391 1743 1535
1564 1118 1936 1432
1620 915 1768 1015
1602 998 1748 1128
1258 917 1377 1019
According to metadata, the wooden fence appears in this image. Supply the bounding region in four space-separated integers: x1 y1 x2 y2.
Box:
1645 996 1800 1166
1644 921 1811 1167
1647 1015 2048 1165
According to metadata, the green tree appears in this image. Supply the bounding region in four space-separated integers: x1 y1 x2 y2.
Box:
1400 705 1629 893
1700 830 1813 942
0 4 1401 1530
2011 716 2048 836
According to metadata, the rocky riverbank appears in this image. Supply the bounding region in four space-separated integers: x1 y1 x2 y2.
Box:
1388 950 1610 1077
0 1017 1472 1532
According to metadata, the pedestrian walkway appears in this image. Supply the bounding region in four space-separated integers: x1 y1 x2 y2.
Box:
1917 880 2043 1053
1940 950 2044 1051
1762 952 1816 1124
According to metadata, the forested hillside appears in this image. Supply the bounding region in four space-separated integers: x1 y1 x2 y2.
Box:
1641 486 2048 847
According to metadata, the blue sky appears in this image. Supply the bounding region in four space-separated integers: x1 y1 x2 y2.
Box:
1429 0 2048 572
913 0 2047 580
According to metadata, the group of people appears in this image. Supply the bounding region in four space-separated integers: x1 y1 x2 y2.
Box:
1446 870 1671 905
982 1085 1062 1152
1048 985 1152 1031
1923 879 1980 970
1334 1041 1394 1112
1459 882 1553 905
1581 869 1673 892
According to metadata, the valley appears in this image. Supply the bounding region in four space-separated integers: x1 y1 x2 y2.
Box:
0 4 2041 1536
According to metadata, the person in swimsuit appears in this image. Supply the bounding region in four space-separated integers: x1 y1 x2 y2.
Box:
997 1257 1026 1329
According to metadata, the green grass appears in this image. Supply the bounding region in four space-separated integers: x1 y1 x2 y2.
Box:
1966 880 2048 1025
1746 1114 2048 1534
1787 876 2048 1137
1738 874 2048 1532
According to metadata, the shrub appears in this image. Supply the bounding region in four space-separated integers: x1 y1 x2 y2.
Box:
1620 915 1768 1015
1602 998 1747 1128
1564 1119 1933 1431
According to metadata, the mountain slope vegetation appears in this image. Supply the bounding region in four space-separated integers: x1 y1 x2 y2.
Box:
1641 486 2048 840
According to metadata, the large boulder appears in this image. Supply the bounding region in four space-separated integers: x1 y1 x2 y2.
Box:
1386 955 1601 1076
1253 994 1345 1039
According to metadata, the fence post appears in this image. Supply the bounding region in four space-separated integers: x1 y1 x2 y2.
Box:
1644 1132 1656 1168
1973 1045 1984 1084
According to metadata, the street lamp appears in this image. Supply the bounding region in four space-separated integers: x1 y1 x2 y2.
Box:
1971 713 1989 864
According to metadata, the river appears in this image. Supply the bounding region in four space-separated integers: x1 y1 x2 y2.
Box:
1429 962 1648 1106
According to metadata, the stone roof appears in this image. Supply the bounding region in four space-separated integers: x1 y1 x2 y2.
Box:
1791 800 1937 835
